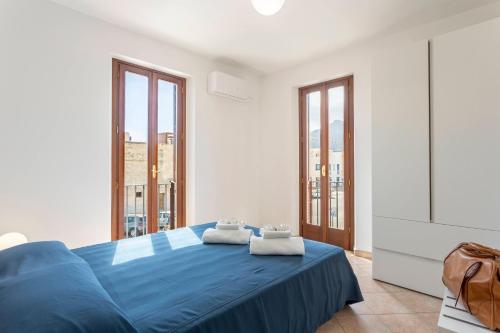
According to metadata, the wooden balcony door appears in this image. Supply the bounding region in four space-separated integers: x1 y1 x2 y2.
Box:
111 59 186 240
299 76 354 249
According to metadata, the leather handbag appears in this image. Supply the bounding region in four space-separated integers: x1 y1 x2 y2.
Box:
443 242 500 330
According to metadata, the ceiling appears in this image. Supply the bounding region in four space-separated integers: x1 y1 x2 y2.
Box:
51 0 497 74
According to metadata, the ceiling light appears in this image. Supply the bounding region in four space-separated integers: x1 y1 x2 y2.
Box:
251 0 286 16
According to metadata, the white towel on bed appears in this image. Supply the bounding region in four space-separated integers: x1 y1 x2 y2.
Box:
202 228 252 244
216 223 241 230
249 236 305 256
259 229 292 239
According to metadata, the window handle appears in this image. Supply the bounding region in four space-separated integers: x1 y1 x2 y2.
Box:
152 165 160 179
321 165 326 177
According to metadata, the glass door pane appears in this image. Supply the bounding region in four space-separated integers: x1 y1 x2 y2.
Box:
124 71 149 238
306 91 322 226
300 77 352 249
156 79 177 231
113 59 186 240
327 86 345 230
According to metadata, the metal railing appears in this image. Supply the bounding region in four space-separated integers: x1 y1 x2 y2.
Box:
308 178 344 229
124 182 173 238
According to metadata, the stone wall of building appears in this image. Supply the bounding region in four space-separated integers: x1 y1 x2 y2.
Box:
125 142 174 185
124 141 174 216
308 148 344 183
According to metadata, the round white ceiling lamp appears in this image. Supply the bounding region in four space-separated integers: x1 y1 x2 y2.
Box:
251 0 286 16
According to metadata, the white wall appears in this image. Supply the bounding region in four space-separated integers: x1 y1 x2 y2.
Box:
3 0 500 252
0 0 260 248
257 2 500 252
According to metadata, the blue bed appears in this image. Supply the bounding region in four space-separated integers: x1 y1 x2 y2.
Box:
0 223 362 333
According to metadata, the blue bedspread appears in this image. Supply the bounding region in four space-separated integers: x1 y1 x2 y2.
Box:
73 223 363 333
0 241 138 333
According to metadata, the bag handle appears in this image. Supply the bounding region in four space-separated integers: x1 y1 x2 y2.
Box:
455 261 482 309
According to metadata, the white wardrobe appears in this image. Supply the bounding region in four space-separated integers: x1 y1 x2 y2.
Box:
372 18 500 297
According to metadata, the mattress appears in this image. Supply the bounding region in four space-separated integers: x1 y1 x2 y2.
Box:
73 223 363 333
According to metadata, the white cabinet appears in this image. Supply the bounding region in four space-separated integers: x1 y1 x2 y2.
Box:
432 18 500 232
372 40 430 223
372 19 500 297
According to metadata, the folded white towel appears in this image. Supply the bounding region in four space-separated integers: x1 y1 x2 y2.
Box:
259 229 291 239
249 236 305 256
216 223 241 230
202 228 253 244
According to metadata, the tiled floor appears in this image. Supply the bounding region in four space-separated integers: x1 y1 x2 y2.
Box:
316 251 442 333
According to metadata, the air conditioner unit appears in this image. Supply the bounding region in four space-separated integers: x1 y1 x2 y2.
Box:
207 71 252 102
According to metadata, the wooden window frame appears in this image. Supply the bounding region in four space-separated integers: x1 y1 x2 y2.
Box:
111 59 186 240
298 75 354 250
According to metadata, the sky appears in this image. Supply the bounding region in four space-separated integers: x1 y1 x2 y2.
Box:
125 71 176 142
308 86 344 132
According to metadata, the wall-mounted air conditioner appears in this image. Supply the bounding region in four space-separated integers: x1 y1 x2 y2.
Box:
207 71 252 102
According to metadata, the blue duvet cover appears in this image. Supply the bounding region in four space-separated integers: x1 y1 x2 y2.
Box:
73 223 362 333
0 223 362 333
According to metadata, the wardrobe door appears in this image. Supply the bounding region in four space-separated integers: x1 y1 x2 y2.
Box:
372 40 430 223
432 18 500 231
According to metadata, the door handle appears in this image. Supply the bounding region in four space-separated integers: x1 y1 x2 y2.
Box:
321 165 326 177
152 165 160 179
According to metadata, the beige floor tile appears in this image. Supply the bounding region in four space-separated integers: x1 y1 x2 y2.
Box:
335 312 391 333
416 312 440 329
363 292 414 314
392 291 442 313
374 280 409 293
316 252 441 333
347 255 372 265
347 301 374 315
316 318 346 333
351 264 372 277
378 313 437 333
357 276 388 293
358 277 407 294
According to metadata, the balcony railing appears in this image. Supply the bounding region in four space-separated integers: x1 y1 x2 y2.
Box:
308 178 344 229
124 182 173 238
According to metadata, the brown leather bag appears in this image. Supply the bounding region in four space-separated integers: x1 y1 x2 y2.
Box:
443 242 500 330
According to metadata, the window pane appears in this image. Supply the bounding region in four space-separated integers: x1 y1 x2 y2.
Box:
306 91 321 226
157 79 177 231
124 71 149 238
328 86 344 230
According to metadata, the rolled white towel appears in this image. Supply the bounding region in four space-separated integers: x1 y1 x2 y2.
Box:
259 229 291 239
249 235 305 256
216 223 241 230
202 228 253 244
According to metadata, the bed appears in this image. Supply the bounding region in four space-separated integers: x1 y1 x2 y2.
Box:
0 223 363 333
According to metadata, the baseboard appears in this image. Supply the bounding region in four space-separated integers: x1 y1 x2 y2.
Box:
354 249 372 259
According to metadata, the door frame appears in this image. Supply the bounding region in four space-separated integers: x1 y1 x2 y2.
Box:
298 75 354 250
111 58 186 240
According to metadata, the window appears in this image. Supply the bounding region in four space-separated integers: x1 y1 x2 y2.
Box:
111 59 186 240
299 76 354 250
